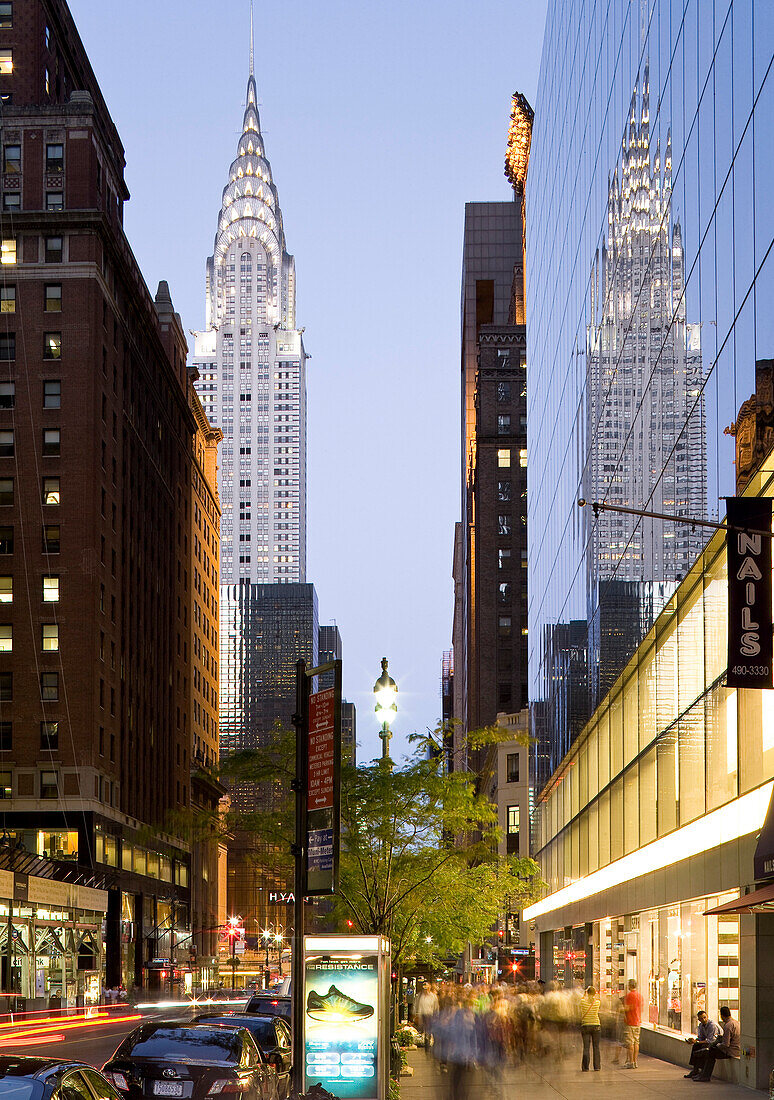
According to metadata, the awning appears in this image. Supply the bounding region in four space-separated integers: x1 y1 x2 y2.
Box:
704 882 774 915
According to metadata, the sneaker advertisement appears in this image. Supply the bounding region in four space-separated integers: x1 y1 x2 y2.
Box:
304 953 379 1098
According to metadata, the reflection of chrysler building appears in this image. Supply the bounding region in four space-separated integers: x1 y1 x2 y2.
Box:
193 16 306 584
586 63 706 584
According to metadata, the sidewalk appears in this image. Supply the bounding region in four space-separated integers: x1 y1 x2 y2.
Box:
400 1039 759 1099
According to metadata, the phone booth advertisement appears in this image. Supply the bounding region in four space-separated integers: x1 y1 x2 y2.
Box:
303 935 390 1100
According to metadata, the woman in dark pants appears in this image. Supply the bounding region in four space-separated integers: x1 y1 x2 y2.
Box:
579 985 601 1071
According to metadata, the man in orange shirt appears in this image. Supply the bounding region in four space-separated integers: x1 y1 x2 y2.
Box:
623 978 643 1068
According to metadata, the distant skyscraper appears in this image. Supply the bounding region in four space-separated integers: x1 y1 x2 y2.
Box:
317 625 356 765
193 24 306 585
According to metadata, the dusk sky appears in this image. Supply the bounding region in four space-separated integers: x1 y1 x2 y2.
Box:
70 0 548 761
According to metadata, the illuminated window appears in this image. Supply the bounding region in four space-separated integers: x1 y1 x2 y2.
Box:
41 671 58 700
43 429 60 455
519 448 528 468
0 382 14 409
2 145 19 173
0 624 11 651
0 772 10 799
45 144 63 173
43 380 60 408
45 284 61 311
42 477 59 505
0 239 16 265
498 448 511 468
43 332 61 359
0 50 13 75
42 623 58 651
0 479 12 506
0 334 14 360
42 576 58 602
0 287 14 313
507 804 520 854
0 577 10 603
40 771 57 799
0 5 12 30
40 721 58 750
37 830 78 861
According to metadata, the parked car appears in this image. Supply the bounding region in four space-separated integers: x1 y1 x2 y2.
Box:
0 1057 123 1100
103 1022 278 1100
193 1016 291 1100
243 995 291 1025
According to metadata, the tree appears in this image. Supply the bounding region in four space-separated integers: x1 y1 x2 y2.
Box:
223 723 542 967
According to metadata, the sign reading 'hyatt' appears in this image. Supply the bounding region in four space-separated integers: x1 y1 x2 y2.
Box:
726 496 773 690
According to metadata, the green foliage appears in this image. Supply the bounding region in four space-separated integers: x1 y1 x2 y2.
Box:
220 720 542 967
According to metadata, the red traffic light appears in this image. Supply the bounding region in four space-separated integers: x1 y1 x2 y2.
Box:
346 919 353 928
498 930 504 938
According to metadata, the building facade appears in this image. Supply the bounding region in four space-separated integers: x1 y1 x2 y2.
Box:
527 0 774 791
525 447 774 1088
0 0 222 994
318 624 356 764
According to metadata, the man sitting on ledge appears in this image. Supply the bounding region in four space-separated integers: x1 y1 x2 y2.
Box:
684 1011 721 1078
691 1006 741 1082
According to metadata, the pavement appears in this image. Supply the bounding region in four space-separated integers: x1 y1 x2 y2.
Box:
400 1038 759 1099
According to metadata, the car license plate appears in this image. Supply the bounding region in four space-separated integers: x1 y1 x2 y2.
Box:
152 1083 183 1096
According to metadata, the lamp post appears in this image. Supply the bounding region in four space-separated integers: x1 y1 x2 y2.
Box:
275 932 283 977
262 930 272 989
373 657 398 763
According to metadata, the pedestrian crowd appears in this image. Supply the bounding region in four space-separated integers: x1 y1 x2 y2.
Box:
409 977 739 1097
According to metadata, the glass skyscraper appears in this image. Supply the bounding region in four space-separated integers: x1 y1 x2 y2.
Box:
527 0 774 790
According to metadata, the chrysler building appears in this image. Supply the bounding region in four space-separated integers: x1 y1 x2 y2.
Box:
193 20 306 585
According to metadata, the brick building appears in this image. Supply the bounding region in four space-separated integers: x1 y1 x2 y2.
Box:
0 0 219 995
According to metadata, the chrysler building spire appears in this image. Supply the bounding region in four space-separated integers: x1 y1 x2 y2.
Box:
249 0 254 77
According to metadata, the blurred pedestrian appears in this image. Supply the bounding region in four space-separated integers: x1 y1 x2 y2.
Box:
579 986 601 1071
414 982 439 1050
623 979 643 1068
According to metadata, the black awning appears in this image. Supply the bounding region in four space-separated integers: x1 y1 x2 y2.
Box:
754 787 774 880
704 882 774 916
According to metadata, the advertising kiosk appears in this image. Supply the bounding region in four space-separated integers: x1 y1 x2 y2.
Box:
303 935 390 1100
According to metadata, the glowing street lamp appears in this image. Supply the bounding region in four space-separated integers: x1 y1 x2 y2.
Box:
373 657 397 762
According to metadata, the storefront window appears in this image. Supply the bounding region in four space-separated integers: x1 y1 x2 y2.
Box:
104 834 118 867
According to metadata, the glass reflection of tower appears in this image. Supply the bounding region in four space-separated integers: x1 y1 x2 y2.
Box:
584 63 706 705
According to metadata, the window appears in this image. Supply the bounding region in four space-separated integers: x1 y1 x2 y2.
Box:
506 805 520 855
42 623 58 651
0 286 14 313
0 5 12 30
0 578 9 603
42 525 59 553
499 615 512 637
498 480 511 502
498 448 511 468
0 772 10 799
42 576 58 603
40 771 58 799
41 671 58 700
40 721 58 750
498 548 511 570
498 581 510 602
497 381 511 403
0 672 10 701
0 722 10 750
0 239 15 265
506 753 520 783
0 48 11 74
45 284 61 312
498 514 511 536
43 380 61 408
0 382 14 408
42 477 59 505
0 431 12 457
0 624 11 651
45 192 63 211
2 193 19 212
43 429 60 455
519 448 528 468
45 237 62 263
44 332 61 359
0 479 12 506
0 334 14 360
498 414 511 434
45 144 63 173
0 527 12 554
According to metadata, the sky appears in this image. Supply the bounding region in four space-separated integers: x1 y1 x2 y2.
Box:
69 0 548 762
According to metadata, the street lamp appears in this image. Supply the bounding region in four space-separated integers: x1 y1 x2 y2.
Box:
261 930 272 989
373 657 397 761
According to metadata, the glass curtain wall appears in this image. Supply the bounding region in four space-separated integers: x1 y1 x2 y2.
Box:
527 0 774 791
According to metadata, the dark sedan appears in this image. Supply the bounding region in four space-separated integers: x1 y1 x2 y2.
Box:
243 997 290 1026
192 1017 290 1100
103 1023 278 1100
0 1057 123 1100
